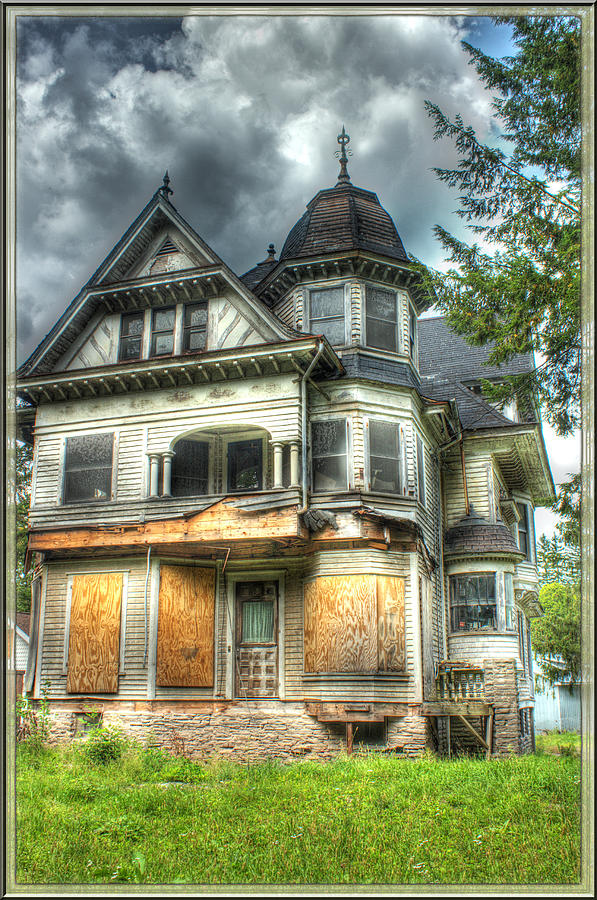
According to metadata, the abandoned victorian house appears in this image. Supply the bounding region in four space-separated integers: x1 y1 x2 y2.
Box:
17 131 554 759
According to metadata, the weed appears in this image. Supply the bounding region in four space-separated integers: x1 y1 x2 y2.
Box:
80 726 128 765
16 680 51 751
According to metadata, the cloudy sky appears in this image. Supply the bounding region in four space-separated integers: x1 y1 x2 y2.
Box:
13 9 580 534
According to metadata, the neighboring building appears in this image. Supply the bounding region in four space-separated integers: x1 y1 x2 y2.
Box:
7 614 30 696
533 656 582 733
16 133 555 759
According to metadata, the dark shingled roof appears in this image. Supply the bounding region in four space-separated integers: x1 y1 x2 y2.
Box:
444 511 524 560
240 258 279 291
418 316 537 430
280 182 409 263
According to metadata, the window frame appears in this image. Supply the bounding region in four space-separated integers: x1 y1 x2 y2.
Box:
310 417 351 493
304 284 350 347
364 284 400 354
504 572 516 632
171 437 212 497
449 572 498 633
118 311 145 362
61 431 116 505
416 434 426 506
226 436 265 493
516 501 534 562
182 301 208 354
408 303 418 365
149 306 176 358
365 417 403 495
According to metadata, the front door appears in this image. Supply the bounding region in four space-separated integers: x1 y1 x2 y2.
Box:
235 581 278 698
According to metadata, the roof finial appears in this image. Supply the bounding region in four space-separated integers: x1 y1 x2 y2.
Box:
335 125 352 183
159 170 173 198
267 243 276 260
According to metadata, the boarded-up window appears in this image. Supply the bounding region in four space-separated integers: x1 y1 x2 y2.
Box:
156 565 215 687
304 574 405 673
66 573 123 693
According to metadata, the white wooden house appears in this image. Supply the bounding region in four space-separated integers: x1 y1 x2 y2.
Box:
16 134 554 758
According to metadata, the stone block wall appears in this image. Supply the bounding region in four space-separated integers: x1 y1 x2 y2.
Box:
483 659 528 755
37 701 434 761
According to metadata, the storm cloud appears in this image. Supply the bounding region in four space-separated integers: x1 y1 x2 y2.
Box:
15 12 505 364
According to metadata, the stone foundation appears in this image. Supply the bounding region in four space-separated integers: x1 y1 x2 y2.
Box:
39 701 434 762
483 659 530 755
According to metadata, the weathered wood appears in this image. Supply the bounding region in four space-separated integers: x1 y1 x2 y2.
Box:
67 573 122 693
422 701 492 716
235 581 278 699
304 575 377 673
455 714 489 750
156 565 215 687
486 710 494 760
377 575 406 672
420 575 436 699
346 722 353 755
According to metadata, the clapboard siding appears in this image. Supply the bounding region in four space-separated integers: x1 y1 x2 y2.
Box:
272 291 296 329
447 632 520 664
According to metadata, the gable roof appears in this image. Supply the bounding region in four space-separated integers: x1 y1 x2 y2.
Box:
18 190 303 378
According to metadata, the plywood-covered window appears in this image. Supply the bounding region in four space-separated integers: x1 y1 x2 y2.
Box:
308 287 346 346
66 573 123 693
304 574 405 673
156 565 215 687
365 287 399 353
171 439 209 496
63 433 114 503
311 419 348 492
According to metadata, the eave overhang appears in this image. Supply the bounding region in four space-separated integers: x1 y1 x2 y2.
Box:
17 336 343 407
253 251 434 314
463 424 556 506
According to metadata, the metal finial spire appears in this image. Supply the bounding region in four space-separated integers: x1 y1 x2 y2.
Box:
159 170 173 198
335 125 352 183
267 243 276 260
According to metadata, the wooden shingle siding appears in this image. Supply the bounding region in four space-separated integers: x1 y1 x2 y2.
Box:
156 565 215 687
66 573 123 693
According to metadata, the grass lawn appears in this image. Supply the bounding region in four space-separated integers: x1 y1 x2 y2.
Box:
16 737 581 886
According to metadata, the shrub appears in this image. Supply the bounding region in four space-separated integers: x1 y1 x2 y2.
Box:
81 726 128 765
16 680 51 751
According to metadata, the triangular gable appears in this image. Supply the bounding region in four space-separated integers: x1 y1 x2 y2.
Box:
19 188 303 378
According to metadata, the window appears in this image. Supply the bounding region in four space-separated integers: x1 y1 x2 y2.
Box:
311 419 348 491
119 312 144 361
449 574 497 632
308 287 346 345
183 302 208 352
516 503 532 560
416 435 426 505
504 573 516 631
368 420 401 493
365 287 399 352
409 306 417 361
171 439 209 496
150 307 175 357
63 433 114 503
227 439 263 492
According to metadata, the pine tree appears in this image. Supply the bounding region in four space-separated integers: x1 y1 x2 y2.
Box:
423 15 581 436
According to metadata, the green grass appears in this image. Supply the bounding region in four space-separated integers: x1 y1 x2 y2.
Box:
535 730 581 757
16 741 581 886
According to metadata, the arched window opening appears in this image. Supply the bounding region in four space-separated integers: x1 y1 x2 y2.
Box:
171 439 209 497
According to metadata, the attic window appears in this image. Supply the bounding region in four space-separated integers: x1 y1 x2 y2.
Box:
183 302 208 352
63 433 114 503
150 307 175 357
119 312 144 361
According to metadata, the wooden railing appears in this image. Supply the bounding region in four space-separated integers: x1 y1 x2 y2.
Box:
437 664 485 701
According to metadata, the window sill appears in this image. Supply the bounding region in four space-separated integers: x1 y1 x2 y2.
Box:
449 630 518 638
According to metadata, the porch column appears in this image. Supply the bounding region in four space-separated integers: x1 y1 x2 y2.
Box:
148 453 160 498
289 441 300 488
272 442 284 489
162 451 175 497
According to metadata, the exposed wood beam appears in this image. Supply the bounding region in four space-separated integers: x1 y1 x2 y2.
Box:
234 362 245 379
180 367 193 385
99 378 113 394
163 369 176 387
131 375 144 390
251 357 262 376
268 355 280 374
126 291 138 309
307 266 314 280
455 714 488 750
148 373 160 389
215 363 227 380
83 380 97 397
67 382 81 399
197 365 210 382
180 282 193 302
334 262 341 277
320 263 328 278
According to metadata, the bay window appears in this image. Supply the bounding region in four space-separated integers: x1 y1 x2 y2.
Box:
449 573 497 632
311 419 348 491
367 420 402 494
365 287 399 353
308 287 346 346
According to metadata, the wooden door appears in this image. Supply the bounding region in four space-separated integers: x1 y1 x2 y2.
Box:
235 581 278 698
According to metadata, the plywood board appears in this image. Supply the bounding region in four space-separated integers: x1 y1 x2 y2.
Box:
67 573 123 693
156 565 215 687
377 576 406 672
304 575 377 673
